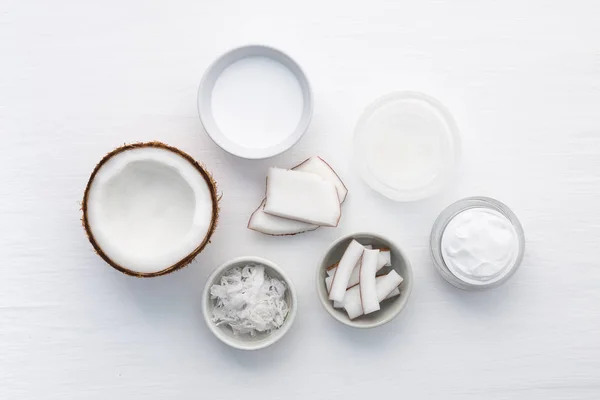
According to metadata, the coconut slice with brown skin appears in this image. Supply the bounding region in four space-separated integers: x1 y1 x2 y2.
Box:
343 270 404 319
359 249 381 315
292 156 348 202
329 240 365 302
326 247 388 289
82 142 219 277
248 199 318 236
247 157 347 236
325 275 400 309
263 167 341 227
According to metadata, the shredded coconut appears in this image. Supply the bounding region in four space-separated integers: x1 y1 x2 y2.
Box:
210 264 289 336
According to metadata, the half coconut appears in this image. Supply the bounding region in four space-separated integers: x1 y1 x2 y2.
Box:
82 142 219 277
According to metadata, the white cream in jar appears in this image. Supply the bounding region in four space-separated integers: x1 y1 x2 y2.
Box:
441 207 520 286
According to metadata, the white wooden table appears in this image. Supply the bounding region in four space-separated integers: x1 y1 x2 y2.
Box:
2 1 600 398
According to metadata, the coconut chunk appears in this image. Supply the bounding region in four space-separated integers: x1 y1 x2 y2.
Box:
248 199 318 236
248 157 347 236
343 270 404 319
375 270 404 301
329 240 364 302
327 276 400 311
379 249 391 267
359 249 380 315
326 245 384 287
83 143 219 277
292 156 348 202
324 276 343 308
263 168 341 226
326 273 399 310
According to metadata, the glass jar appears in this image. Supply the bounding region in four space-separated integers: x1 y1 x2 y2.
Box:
430 197 525 290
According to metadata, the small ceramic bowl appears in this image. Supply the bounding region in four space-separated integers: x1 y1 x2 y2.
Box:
202 256 297 350
198 45 313 159
316 232 413 329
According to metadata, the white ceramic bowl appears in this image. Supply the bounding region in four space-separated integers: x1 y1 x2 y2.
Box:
316 232 413 329
202 256 297 350
354 91 461 201
198 45 313 159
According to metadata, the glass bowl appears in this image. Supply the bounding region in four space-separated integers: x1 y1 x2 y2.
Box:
354 91 460 201
430 197 525 290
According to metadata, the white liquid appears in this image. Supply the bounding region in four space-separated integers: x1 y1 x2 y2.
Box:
441 208 520 285
364 99 450 190
211 56 303 149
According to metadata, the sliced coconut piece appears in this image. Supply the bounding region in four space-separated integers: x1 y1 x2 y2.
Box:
327 246 385 287
325 275 333 292
326 245 372 276
344 270 404 319
292 156 348 202
263 168 341 227
340 253 386 287
329 240 364 302
248 199 318 236
359 249 380 315
82 142 219 277
324 276 343 308
326 263 337 276
374 270 404 302
379 249 391 267
326 274 399 309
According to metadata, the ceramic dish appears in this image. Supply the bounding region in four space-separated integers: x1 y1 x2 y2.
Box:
202 256 297 350
198 45 313 159
316 232 413 329
354 91 461 201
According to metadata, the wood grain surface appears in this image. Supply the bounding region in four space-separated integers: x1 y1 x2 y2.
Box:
1 1 599 398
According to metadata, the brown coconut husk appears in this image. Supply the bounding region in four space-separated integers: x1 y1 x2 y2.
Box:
81 142 220 278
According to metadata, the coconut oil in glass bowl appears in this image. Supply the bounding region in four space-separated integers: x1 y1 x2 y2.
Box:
354 92 460 201
430 197 525 290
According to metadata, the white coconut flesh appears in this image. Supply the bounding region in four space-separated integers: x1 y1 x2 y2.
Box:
343 271 403 319
85 147 215 274
328 239 364 302
247 157 347 236
292 156 348 202
248 199 318 236
325 241 404 318
359 249 381 315
327 248 389 287
325 275 400 309
263 167 341 227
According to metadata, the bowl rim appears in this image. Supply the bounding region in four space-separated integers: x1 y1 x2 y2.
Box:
202 256 298 350
197 44 313 159
316 232 413 329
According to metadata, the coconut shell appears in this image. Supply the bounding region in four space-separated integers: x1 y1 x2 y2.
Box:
81 141 220 278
